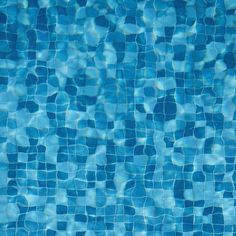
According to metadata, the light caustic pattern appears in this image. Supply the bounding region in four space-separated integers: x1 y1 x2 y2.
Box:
0 0 236 235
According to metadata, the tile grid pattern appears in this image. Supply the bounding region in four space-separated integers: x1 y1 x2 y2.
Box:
0 0 236 235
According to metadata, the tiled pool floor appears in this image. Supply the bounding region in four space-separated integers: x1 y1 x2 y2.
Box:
0 0 236 235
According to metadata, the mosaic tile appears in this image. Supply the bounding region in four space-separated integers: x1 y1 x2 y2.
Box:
0 0 236 235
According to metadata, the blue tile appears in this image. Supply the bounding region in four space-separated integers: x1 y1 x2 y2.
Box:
0 0 236 235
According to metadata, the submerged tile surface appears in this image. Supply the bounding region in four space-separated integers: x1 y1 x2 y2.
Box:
0 0 236 235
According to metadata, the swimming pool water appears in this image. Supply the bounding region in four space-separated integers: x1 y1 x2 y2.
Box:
0 0 236 235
